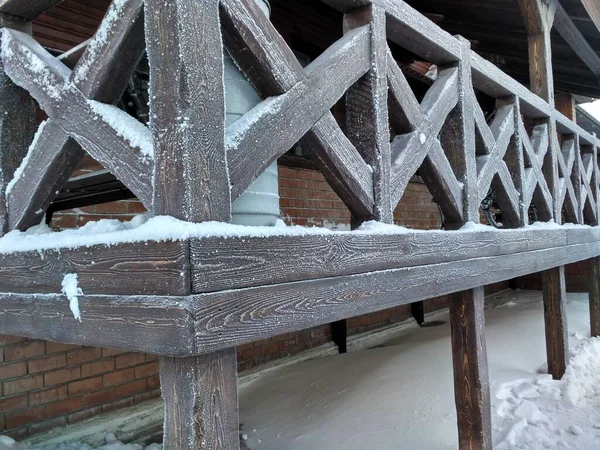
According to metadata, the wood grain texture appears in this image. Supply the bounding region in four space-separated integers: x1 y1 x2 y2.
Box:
0 293 194 356
227 25 371 200
190 228 574 293
589 256 600 337
1 29 152 207
450 287 492 450
191 241 600 353
161 349 239 450
0 240 190 296
542 266 569 379
0 34 36 235
343 5 392 223
146 0 230 222
0 0 63 20
7 0 146 230
220 0 374 218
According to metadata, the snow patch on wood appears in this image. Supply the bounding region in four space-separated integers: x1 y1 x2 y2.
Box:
61 273 83 322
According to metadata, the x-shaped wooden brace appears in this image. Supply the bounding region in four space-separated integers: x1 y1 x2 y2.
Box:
520 122 554 221
1 0 149 231
579 144 598 224
387 53 463 222
556 135 581 223
220 0 375 219
473 101 521 224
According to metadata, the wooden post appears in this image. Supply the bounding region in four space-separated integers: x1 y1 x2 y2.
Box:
450 286 492 450
589 257 600 337
0 15 37 235
145 1 237 448
161 350 239 450
542 266 568 378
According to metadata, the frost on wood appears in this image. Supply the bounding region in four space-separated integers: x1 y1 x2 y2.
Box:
5 120 48 196
61 273 83 322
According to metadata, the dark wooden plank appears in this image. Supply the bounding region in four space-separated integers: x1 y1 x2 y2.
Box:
227 25 371 200
589 256 600 337
0 0 63 20
0 33 37 235
517 0 555 35
191 241 600 353
554 3 600 77
190 228 572 293
7 0 146 230
450 287 492 450
344 5 392 223
1 29 153 207
542 266 569 379
160 349 239 450
220 0 374 218
145 0 229 222
0 240 190 296
0 293 194 356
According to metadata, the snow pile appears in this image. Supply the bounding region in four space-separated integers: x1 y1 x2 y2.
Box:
0 433 162 450
61 273 83 322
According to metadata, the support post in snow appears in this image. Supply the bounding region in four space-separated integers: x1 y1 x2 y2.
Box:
411 301 425 325
0 14 37 236
332 319 348 354
589 256 600 337
449 286 492 450
542 266 569 379
160 350 240 450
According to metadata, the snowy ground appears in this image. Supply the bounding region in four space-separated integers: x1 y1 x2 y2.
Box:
4 290 600 449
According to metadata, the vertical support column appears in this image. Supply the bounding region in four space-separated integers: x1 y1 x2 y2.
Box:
0 15 37 235
161 350 239 450
450 286 492 450
145 1 237 448
441 36 479 229
589 257 600 337
542 266 568 378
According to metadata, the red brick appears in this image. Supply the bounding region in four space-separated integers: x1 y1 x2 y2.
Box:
147 375 160 390
28 416 67 435
67 347 102 366
0 394 28 413
0 415 4 432
116 379 147 398
5 406 45 429
69 406 103 424
46 342 80 354
0 335 26 345
44 366 81 386
29 385 68 406
81 358 115 378
28 354 67 374
0 361 27 379
102 397 134 413
46 397 82 418
4 341 45 361
102 348 128 358
82 388 116 408
135 389 161 403
115 353 145 369
68 376 102 396
103 368 134 387
134 361 159 379
4 374 43 395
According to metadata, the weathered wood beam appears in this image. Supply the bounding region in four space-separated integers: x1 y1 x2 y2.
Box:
579 0 600 34
518 0 558 36
0 19 36 235
220 0 374 218
146 0 230 222
191 240 600 353
589 256 600 337
0 293 195 356
160 350 239 450
0 240 190 296
227 25 371 201
0 0 63 20
344 5 392 222
1 29 153 207
6 0 146 231
554 3 600 77
542 266 569 379
450 287 492 450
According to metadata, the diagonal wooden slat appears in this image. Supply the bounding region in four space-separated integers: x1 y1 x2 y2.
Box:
473 101 495 156
1 29 152 208
580 152 597 223
5 0 145 230
556 136 580 223
386 46 421 131
227 25 371 201
390 67 459 207
521 122 553 219
220 0 373 218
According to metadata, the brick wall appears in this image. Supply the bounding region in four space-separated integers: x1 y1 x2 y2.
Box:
514 261 590 293
2 163 504 438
